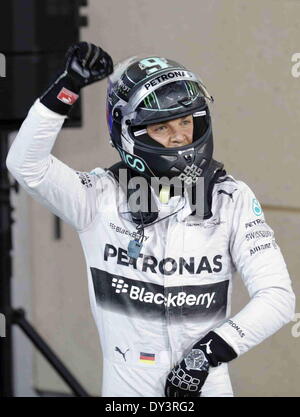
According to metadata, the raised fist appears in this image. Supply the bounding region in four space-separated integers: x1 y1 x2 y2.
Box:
40 42 113 115
62 42 114 89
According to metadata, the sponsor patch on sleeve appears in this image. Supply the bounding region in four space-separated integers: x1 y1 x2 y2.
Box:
252 198 262 216
57 87 79 105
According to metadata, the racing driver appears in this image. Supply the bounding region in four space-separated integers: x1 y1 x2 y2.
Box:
6 42 295 397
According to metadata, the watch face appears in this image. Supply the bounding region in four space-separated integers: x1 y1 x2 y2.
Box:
185 349 207 371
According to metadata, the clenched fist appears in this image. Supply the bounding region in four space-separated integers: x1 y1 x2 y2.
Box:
40 42 113 115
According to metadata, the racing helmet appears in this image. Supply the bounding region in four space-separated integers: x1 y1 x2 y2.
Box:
106 56 214 181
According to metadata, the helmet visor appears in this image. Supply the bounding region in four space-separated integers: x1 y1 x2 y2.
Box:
132 80 210 126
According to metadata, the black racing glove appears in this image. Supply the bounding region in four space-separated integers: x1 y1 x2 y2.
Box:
40 41 113 115
165 331 237 397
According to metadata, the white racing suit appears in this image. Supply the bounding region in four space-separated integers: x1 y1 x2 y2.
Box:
6 100 295 397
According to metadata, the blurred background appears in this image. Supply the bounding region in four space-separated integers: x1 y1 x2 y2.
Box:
0 0 299 397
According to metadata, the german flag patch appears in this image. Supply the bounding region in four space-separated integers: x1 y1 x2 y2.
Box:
139 352 155 364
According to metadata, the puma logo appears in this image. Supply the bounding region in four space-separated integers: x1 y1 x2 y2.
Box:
217 189 237 201
115 346 129 361
199 339 213 355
